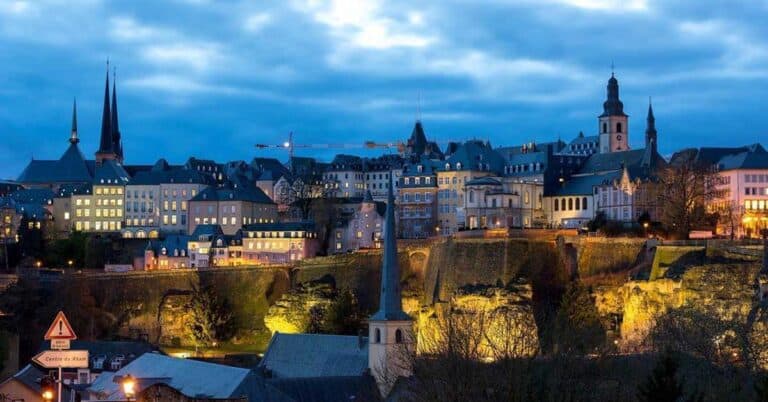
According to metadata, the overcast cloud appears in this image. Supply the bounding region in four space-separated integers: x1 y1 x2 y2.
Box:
1 0 766 177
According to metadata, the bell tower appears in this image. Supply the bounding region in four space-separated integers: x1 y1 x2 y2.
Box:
598 72 629 153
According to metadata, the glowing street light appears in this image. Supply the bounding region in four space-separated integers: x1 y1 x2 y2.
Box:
67 260 73 268
122 374 136 400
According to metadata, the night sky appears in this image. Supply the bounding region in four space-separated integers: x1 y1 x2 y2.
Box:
1 0 766 178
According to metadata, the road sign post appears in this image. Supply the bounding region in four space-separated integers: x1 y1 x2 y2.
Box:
42 311 80 402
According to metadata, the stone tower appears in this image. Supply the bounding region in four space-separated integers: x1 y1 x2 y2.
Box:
598 73 629 153
368 181 413 396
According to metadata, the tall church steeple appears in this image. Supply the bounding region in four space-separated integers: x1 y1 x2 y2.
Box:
645 98 657 154
111 69 123 162
95 61 115 165
69 98 79 145
598 72 629 153
369 181 413 397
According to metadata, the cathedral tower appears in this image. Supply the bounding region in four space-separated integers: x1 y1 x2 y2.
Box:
368 181 414 396
598 73 629 153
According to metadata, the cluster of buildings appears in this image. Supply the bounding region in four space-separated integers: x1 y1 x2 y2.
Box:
0 186 413 401
3 70 768 269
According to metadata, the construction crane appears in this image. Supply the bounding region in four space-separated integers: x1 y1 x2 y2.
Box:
255 132 407 159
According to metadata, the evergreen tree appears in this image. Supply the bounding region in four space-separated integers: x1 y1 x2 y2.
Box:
554 282 605 354
322 289 363 335
187 284 235 346
637 352 684 402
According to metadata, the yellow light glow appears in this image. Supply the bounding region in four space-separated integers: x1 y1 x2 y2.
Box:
122 375 136 398
42 390 54 400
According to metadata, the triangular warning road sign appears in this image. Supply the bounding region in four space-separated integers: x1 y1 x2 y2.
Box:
44 311 77 340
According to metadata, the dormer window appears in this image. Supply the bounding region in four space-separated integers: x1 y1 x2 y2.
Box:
456 162 462 170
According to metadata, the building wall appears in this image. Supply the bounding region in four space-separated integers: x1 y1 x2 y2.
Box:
324 170 365 198
243 232 319 264
189 200 277 236
436 170 488 234
0 379 43 402
53 197 72 234
159 183 204 234
712 169 768 237
365 169 402 201
92 184 125 232
124 184 160 234
547 194 595 228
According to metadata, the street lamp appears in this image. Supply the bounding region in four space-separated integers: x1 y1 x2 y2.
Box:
67 260 73 268
122 374 136 400
35 260 42 268
41 375 55 401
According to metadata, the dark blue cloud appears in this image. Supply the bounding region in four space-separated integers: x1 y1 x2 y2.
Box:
1 0 767 177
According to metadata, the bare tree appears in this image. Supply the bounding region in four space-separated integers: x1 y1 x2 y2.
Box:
656 160 723 239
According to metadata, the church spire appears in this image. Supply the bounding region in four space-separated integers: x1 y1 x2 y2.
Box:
371 181 410 321
70 98 79 145
97 61 113 156
111 67 123 160
645 98 657 151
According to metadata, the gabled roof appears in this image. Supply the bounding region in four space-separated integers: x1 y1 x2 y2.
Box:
718 150 768 170
444 140 506 174
191 224 224 239
259 333 369 378
191 183 274 204
87 353 252 401
57 143 93 182
94 159 130 184
3 364 75 400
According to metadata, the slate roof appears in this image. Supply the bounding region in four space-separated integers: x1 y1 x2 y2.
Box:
128 166 212 186
718 150 768 170
146 235 190 256
328 154 363 171
88 353 253 401
94 159 130 184
0 181 23 197
259 333 369 378
466 177 502 186
267 375 382 402
17 143 95 184
444 140 506 174
56 182 92 198
191 224 224 239
191 183 274 204
10 188 54 205
553 171 621 196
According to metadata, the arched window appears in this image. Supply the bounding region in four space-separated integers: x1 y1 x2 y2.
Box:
617 122 623 133
568 198 573 210
602 122 607 133
395 329 403 343
561 199 566 211
375 328 381 343
554 200 559 211
469 191 475 203
575 197 580 210
582 197 588 209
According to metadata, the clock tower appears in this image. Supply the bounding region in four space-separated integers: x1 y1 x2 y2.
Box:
598 73 629 153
